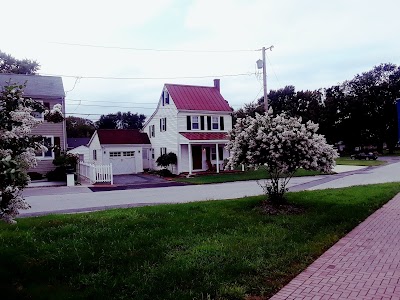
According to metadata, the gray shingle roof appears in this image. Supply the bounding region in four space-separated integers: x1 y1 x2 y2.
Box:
0 73 65 99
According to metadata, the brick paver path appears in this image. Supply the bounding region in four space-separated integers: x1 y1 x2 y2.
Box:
270 193 400 300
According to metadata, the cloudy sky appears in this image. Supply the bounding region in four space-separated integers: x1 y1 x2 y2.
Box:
2 0 399 121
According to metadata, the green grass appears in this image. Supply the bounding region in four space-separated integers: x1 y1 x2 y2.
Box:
336 157 386 166
1 183 400 300
174 166 321 184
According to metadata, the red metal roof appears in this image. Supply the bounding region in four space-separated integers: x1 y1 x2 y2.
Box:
165 83 232 112
180 132 229 141
97 129 150 144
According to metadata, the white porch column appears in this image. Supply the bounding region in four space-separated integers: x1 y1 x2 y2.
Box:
215 143 220 173
188 143 192 175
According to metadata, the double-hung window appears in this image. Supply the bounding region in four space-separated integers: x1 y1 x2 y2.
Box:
160 118 167 132
149 125 155 137
212 116 219 130
192 116 199 130
35 136 54 159
32 101 50 120
160 147 167 156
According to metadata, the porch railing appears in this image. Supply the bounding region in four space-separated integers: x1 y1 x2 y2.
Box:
78 162 113 185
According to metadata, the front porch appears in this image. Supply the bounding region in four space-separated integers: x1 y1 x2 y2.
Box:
179 143 229 175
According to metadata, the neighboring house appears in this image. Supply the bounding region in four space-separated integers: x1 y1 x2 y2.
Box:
67 138 90 162
143 79 233 174
0 73 66 175
87 129 151 175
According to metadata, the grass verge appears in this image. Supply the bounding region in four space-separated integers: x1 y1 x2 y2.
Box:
336 157 386 166
1 183 400 300
174 166 321 184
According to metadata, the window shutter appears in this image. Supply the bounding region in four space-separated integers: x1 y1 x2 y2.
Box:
220 116 224 130
160 119 162 131
164 118 167 131
187 116 191 130
200 116 204 130
162 91 164 106
207 116 211 130
218 147 223 160
54 137 61 158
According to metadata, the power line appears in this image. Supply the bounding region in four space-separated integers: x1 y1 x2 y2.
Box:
66 98 158 105
66 103 156 109
48 41 259 53
40 72 254 80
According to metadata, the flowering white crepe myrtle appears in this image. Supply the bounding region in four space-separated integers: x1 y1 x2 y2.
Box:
226 110 338 203
0 83 63 223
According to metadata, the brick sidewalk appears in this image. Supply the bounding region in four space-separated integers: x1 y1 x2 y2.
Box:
270 193 400 300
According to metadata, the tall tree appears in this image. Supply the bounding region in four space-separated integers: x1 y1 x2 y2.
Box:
0 50 40 74
66 116 96 138
96 111 146 130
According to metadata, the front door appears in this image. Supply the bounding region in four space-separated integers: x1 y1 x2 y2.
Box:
192 145 202 170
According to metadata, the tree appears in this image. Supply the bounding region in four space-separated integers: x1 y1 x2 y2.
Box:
0 50 40 74
0 82 63 223
66 116 96 138
96 111 146 130
156 152 177 174
226 111 337 204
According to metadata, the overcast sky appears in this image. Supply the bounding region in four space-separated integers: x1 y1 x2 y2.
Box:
2 0 399 121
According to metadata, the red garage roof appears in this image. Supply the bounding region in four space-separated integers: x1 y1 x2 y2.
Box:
97 129 150 144
180 132 229 141
165 83 232 112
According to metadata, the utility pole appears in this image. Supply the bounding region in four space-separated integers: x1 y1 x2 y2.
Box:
257 46 274 112
262 47 268 112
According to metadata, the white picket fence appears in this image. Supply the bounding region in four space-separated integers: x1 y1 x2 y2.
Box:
79 162 113 185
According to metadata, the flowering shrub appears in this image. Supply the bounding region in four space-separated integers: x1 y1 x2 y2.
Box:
226 110 338 203
0 82 64 223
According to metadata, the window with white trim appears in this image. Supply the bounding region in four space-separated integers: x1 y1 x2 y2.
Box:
93 150 97 160
151 148 155 159
123 151 135 157
160 117 167 132
32 101 50 120
192 116 199 130
164 91 169 104
109 151 122 157
212 116 219 130
149 125 155 137
35 136 54 159
160 147 167 156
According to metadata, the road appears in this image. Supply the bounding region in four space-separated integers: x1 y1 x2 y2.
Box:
19 158 400 217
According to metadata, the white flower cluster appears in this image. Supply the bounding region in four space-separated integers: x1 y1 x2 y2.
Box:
227 111 338 172
226 110 338 201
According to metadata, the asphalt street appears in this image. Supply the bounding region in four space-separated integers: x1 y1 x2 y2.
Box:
19 159 400 218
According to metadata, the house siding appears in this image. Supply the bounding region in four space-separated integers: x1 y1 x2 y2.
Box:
30 98 66 175
87 133 103 164
143 89 179 170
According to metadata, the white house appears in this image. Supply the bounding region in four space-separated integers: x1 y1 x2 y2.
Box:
87 129 152 175
143 79 233 174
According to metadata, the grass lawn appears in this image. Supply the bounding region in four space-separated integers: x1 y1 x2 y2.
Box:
336 157 386 166
174 166 321 184
1 183 400 299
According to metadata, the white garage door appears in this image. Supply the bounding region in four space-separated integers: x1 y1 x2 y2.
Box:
109 151 136 175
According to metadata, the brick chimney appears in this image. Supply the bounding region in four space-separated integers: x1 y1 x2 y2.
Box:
213 79 220 92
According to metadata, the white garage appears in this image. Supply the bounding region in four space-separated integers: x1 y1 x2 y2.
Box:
87 129 152 175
